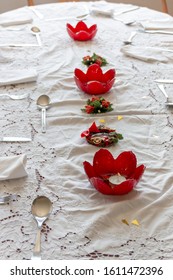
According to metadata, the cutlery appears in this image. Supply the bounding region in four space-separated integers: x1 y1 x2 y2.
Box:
157 84 169 100
0 93 28 100
156 84 173 105
139 29 173 35
45 13 89 21
0 194 17 205
124 31 137 45
0 137 31 142
31 196 52 260
155 79 173 84
37 95 50 133
113 6 140 17
31 26 42 47
0 44 39 47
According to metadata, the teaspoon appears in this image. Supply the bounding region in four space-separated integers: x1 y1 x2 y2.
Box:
31 196 52 260
31 26 42 46
36 94 50 133
124 31 137 45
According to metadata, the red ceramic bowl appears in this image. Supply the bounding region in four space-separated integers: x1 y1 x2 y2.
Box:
66 21 97 41
83 149 145 195
74 64 116 95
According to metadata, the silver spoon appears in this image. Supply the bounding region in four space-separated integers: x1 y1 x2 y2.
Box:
31 26 42 46
31 196 52 260
36 94 50 133
124 31 137 45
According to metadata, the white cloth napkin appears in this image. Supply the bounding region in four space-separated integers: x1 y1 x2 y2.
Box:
0 14 33 27
121 45 173 63
0 154 27 180
0 69 38 86
139 19 173 32
90 7 114 17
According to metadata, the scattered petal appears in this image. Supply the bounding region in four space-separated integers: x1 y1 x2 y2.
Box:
118 115 123 120
99 119 105 123
122 219 129 226
131 219 140 226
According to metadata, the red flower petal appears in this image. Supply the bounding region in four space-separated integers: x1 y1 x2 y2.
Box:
86 81 106 95
74 68 87 83
109 179 136 195
90 177 135 195
93 149 116 176
90 177 114 195
130 164 146 182
86 64 103 82
75 21 88 31
102 69 116 83
114 151 137 178
83 161 97 179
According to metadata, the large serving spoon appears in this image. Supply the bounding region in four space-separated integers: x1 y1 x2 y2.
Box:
31 196 52 260
31 26 42 46
36 94 50 133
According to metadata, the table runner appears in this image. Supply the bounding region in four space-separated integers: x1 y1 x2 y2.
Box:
0 1 173 260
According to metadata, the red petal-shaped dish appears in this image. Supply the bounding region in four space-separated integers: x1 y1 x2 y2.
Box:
83 149 145 195
66 21 97 41
74 64 116 95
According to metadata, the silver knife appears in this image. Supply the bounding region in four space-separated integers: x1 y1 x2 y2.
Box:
113 6 139 17
155 79 173 84
0 137 31 142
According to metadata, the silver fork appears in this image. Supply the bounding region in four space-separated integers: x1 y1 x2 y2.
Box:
0 194 17 204
0 93 29 100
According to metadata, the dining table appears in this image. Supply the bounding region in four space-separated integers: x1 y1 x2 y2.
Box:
1 0 173 261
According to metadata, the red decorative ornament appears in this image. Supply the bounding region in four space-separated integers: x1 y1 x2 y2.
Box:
83 149 145 195
74 64 116 95
66 21 97 41
81 122 123 147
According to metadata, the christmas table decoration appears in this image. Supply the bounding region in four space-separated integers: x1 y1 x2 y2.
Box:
74 64 116 95
81 122 123 147
83 149 145 195
66 21 97 41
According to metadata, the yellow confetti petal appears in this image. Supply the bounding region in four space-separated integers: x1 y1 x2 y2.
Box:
122 219 129 226
131 219 140 226
99 119 105 123
117 115 123 121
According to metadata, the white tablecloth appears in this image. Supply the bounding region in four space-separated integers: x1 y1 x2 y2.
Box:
1 1 173 260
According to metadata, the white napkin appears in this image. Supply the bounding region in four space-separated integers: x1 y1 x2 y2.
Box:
0 69 38 86
121 45 173 63
0 15 33 27
0 154 27 180
90 7 114 17
139 19 173 32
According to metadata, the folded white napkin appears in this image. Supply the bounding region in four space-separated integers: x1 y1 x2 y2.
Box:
91 7 114 17
0 15 33 27
0 154 27 180
0 69 38 86
139 19 173 32
121 45 173 63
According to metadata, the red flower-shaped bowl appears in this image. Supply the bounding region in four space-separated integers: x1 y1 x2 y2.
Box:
66 21 97 41
74 64 116 95
83 149 145 195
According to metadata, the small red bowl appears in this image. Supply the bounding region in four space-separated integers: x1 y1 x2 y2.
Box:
66 21 97 41
83 149 145 195
74 64 116 95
